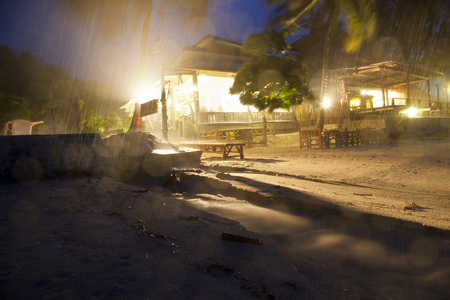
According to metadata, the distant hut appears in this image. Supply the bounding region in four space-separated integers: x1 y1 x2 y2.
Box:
137 35 298 141
296 61 446 133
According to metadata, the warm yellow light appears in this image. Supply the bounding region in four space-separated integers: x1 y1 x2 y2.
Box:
350 98 361 107
322 96 331 108
180 83 198 94
198 75 250 112
361 89 367 96
402 107 419 118
135 86 159 104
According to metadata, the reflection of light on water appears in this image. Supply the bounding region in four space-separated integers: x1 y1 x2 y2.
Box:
186 196 438 268
312 232 352 248
152 149 179 155
182 192 448 299
186 197 312 235
177 147 199 152
152 148 201 155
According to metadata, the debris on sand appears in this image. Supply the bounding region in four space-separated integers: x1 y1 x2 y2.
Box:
403 202 424 211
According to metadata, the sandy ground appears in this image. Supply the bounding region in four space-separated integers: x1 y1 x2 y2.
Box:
1 133 449 299
177 134 450 299
0 177 320 299
201 133 450 231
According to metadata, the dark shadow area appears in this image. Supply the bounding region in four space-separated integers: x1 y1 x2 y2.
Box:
116 159 450 300
159 170 450 300
205 164 378 189
175 171 450 244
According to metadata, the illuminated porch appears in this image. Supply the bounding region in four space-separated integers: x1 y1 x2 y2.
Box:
296 61 447 131
331 61 447 117
161 35 296 141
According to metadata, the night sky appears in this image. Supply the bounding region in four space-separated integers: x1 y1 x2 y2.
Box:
0 0 273 98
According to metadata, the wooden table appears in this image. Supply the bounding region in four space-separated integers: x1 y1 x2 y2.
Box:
179 142 245 160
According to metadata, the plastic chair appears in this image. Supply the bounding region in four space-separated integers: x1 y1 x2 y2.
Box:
3 119 44 135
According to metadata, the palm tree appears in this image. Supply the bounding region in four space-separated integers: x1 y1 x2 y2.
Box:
266 0 376 130
373 0 450 71
61 0 209 138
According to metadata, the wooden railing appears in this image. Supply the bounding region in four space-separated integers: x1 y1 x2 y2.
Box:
350 98 448 112
200 112 250 123
199 112 294 123
251 112 295 122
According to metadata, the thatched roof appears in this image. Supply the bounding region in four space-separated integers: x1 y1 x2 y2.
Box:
165 35 249 76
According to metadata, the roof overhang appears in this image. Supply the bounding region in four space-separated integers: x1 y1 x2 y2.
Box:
330 61 443 89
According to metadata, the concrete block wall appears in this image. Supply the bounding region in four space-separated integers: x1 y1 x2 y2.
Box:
0 134 112 183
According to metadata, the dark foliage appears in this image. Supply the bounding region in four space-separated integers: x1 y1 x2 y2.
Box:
230 30 313 113
0 45 127 134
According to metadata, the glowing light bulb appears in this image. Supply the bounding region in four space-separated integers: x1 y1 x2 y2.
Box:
322 97 331 108
402 107 419 118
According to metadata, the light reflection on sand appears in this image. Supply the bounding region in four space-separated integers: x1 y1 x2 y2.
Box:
181 193 450 299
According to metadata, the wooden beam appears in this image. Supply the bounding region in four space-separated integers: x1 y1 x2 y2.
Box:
192 72 200 129
380 67 386 107
406 67 411 106
178 75 195 115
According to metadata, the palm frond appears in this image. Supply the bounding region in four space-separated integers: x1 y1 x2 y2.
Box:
268 0 320 30
343 0 376 52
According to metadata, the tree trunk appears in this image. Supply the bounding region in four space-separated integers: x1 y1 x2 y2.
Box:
262 109 267 145
316 2 336 131
128 0 153 133
161 66 168 140
139 1 153 87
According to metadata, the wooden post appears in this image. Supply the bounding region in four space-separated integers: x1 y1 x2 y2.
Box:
169 84 175 140
182 119 185 139
343 80 350 120
262 109 267 145
192 72 200 135
445 86 449 113
380 67 386 107
178 75 195 115
161 66 168 141
406 67 411 107
435 84 440 109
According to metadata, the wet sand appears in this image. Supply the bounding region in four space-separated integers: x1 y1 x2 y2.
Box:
1 134 449 299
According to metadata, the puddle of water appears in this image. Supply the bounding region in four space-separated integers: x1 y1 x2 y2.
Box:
186 197 313 235
180 192 450 300
152 149 179 154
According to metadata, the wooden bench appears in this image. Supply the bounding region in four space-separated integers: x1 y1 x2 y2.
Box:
321 129 339 148
346 129 361 146
179 141 245 160
322 129 362 148
199 127 275 143
300 128 386 150
299 129 322 149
